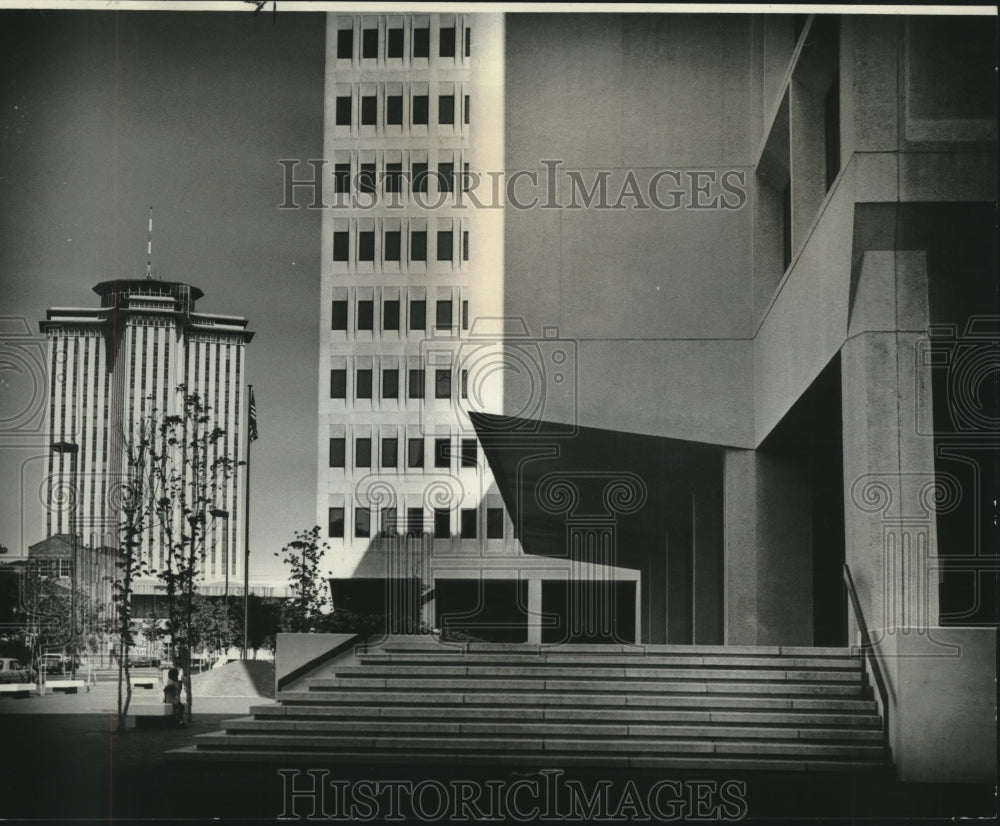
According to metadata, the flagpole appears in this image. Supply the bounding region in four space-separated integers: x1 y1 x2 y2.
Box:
243 384 253 660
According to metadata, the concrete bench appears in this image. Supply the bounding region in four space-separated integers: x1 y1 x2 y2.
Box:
46 679 86 694
130 676 158 689
0 683 36 698
129 702 181 729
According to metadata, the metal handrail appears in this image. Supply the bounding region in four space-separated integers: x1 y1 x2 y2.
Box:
843 563 890 748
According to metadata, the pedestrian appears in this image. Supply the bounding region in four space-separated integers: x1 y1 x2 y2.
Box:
163 667 185 726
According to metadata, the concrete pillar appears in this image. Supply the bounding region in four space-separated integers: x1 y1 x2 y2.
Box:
841 250 941 640
723 448 813 645
526 578 542 644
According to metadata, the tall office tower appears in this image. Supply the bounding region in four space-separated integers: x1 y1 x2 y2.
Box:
40 278 254 592
318 14 519 630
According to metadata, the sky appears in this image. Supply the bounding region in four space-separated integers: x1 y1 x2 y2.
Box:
0 8 326 580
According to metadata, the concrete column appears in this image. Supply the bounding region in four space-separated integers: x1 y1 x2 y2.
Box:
841 250 941 640
723 448 813 645
526 578 542 644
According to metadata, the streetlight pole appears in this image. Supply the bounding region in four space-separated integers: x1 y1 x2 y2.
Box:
210 508 230 654
51 441 79 680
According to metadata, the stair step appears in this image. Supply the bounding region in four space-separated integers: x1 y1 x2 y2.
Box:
306 677 867 696
223 717 884 742
252 703 881 728
358 653 863 670
165 744 885 772
371 641 856 658
338 664 862 682
191 732 885 759
277 690 878 712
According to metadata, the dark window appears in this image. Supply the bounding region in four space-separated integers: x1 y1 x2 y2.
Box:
382 369 399 399
463 230 469 261
384 231 401 262
381 507 397 534
438 162 454 193
434 437 449 469
329 438 346 467
355 507 371 538
408 369 425 399
438 95 454 125
461 369 468 399
359 233 375 263
412 162 428 193
460 508 476 538
465 28 470 57
385 162 403 193
436 300 452 329
437 231 453 261
381 437 398 468
329 507 345 538
361 96 377 126
434 508 449 539
358 163 376 195
439 26 455 57
387 28 403 58
413 27 429 58
330 369 347 399
337 29 353 59
409 300 426 330
335 96 352 126
824 78 840 192
486 508 503 539
333 231 349 262
333 163 350 193
462 300 469 330
356 437 371 468
332 300 348 330
407 437 424 468
386 95 403 125
435 369 451 399
362 29 377 59
412 96 428 125
383 300 400 330
461 438 476 468
356 369 373 399
782 181 792 271
407 507 424 537
464 95 470 125
357 300 374 330
411 231 427 262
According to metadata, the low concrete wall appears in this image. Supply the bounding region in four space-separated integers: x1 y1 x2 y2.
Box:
874 626 997 783
274 633 362 694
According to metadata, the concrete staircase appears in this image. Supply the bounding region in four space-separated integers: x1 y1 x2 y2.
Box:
168 640 890 772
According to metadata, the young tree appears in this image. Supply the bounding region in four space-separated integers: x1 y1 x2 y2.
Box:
113 419 158 733
275 527 331 632
150 387 240 723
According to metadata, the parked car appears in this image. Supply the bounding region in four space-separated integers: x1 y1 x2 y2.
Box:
40 654 70 675
0 658 33 684
126 654 161 668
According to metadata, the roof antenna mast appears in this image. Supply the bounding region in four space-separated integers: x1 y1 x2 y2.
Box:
145 206 153 280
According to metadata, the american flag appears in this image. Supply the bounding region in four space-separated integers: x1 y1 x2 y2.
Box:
248 387 259 443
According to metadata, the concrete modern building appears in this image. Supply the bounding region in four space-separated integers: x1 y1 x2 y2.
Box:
39 277 254 594
184 11 995 784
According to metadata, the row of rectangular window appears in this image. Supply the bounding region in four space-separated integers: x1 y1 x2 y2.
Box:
335 94 469 127
337 26 470 60
332 299 469 332
334 230 469 264
330 368 468 402
329 436 477 469
329 505 503 540
330 163 471 196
